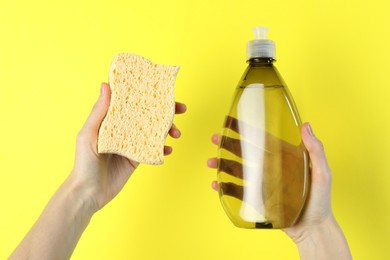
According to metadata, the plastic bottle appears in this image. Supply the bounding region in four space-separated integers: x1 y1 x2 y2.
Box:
217 26 310 229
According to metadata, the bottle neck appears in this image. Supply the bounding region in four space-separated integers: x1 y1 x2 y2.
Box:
247 57 275 66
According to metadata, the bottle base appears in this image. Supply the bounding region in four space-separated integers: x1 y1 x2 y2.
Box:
255 222 273 229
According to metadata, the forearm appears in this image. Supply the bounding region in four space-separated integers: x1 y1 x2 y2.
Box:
10 175 95 260
295 215 352 260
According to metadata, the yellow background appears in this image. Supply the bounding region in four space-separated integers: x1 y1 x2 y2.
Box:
1 0 389 259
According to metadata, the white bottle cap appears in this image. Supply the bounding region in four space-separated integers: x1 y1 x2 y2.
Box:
246 26 276 60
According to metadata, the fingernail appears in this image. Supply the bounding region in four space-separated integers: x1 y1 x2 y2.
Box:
307 123 314 137
100 83 106 95
176 128 181 138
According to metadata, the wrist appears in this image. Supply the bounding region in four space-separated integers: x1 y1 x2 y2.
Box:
63 173 97 218
292 214 336 245
293 215 352 260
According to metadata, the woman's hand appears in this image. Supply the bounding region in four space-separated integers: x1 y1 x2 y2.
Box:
71 83 186 212
207 122 352 259
10 83 186 260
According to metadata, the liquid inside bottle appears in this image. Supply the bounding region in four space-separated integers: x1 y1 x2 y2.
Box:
217 55 310 229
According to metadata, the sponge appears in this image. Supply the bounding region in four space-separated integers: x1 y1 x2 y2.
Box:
98 53 179 165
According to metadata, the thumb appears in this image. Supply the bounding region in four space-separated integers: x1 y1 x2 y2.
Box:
81 83 111 135
301 122 332 184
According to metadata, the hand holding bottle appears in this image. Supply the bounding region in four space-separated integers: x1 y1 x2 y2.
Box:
207 123 352 259
215 116 309 228
284 123 352 259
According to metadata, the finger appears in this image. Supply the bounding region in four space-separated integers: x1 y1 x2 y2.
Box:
207 158 218 168
219 158 243 179
219 136 243 157
168 123 181 138
219 182 260 210
301 122 331 182
220 182 244 200
224 115 240 133
211 181 218 191
81 83 111 135
164 146 173 156
211 133 221 145
175 102 187 114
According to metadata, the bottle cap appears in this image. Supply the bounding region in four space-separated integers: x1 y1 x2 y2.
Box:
246 26 276 60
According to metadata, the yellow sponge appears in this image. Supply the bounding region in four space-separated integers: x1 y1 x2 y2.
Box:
98 53 179 165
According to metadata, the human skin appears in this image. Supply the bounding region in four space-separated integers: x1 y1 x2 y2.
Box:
9 83 187 260
207 123 352 260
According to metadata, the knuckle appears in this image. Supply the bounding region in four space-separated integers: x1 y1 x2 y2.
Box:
313 139 325 154
76 130 89 145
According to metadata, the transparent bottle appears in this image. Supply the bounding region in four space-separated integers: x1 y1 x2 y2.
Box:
217 26 310 229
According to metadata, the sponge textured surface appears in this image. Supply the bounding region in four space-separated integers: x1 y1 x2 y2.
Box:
98 53 179 164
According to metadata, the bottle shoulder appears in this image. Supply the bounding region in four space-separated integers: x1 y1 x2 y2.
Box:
240 63 285 87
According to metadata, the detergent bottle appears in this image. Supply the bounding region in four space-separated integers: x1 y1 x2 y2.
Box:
217 26 310 229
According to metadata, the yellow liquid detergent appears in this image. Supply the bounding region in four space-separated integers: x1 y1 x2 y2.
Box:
217 27 310 229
